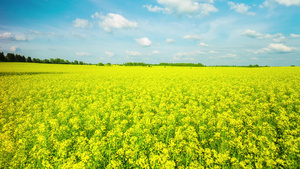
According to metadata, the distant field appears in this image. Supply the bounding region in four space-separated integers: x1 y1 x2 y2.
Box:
0 63 299 168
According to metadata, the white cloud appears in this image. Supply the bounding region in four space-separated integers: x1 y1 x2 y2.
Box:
149 0 218 16
243 29 263 39
135 37 152 47
209 53 238 60
91 12 101 19
173 51 205 60
199 0 214 3
157 0 199 14
183 34 202 41
10 46 19 52
151 50 161 54
275 0 300 6
96 13 138 32
243 29 287 42
255 43 297 54
166 38 175 43
126 50 143 56
291 33 300 38
198 3 218 16
210 50 219 53
198 42 211 47
221 54 237 58
105 51 115 57
0 32 32 41
143 4 171 13
76 52 90 56
260 0 300 7
228 2 255 15
73 18 92 28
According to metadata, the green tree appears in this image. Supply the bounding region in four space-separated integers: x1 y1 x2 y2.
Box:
6 53 16 62
97 62 104 66
0 52 6 62
27 56 32 62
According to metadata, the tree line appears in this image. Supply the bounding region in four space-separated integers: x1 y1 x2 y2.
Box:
0 52 89 65
1 52 265 67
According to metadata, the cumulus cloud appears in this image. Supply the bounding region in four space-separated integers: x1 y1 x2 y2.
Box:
210 50 219 53
0 32 33 41
151 50 161 54
143 4 171 13
243 29 287 42
126 50 143 56
183 35 202 41
145 0 217 16
166 38 175 43
243 30 264 39
93 13 138 32
290 33 300 38
228 2 255 15
198 42 211 47
76 52 90 56
260 0 300 7
73 18 92 28
255 43 297 54
91 12 101 19
135 37 152 47
105 51 115 57
198 3 218 16
275 0 300 6
10 46 20 52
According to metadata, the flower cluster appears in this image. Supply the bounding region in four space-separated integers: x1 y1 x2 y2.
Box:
0 63 299 168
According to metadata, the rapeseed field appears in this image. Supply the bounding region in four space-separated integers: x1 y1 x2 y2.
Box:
0 63 299 168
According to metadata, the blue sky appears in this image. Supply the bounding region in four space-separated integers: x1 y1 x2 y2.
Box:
0 0 300 66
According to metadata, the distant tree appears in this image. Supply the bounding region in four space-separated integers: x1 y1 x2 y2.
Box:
50 58 54 64
291 65 295 67
59 59 65 64
6 53 16 62
43 59 50 63
0 52 6 62
79 61 84 65
27 56 32 62
54 58 61 64
158 62 205 67
21 56 26 62
73 60 78 64
106 63 111 66
97 62 104 66
15 54 23 62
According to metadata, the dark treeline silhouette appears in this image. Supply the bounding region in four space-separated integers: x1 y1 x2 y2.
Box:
0 52 90 65
158 62 205 67
123 62 149 66
1 52 266 67
122 62 205 67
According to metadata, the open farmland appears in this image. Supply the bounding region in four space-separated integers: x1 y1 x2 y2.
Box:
0 63 299 168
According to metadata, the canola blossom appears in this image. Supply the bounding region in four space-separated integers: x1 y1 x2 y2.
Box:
0 63 299 168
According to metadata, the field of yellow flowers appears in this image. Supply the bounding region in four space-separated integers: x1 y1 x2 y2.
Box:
0 62 299 168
